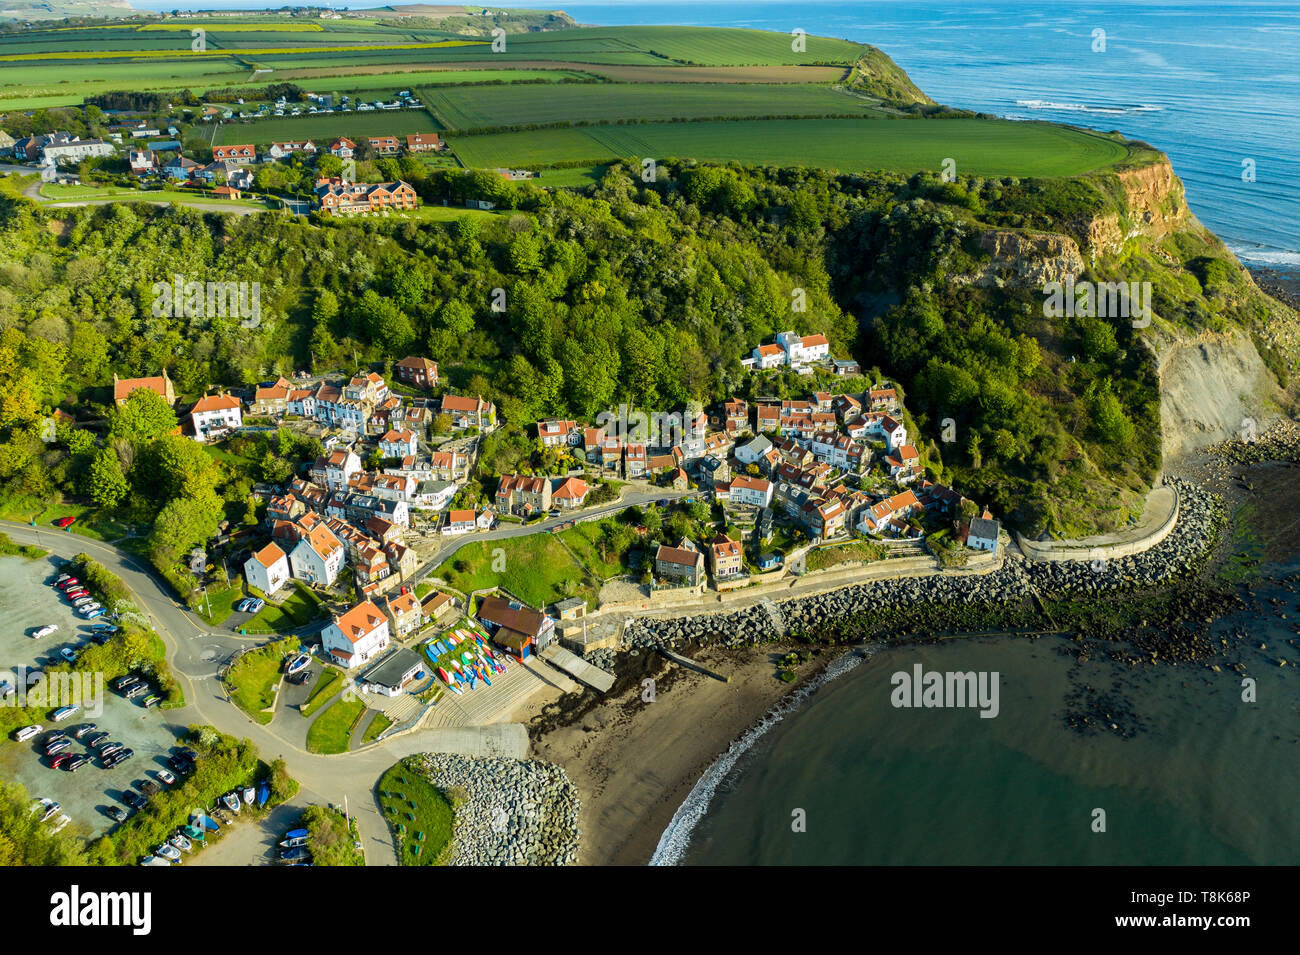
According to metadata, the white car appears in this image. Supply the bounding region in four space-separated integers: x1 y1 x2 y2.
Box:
15 724 43 742
33 624 58 638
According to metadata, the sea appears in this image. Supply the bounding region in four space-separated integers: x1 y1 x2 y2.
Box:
127 0 1300 865
136 0 1300 272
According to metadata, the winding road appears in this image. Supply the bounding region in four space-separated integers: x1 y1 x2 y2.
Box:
1 519 523 866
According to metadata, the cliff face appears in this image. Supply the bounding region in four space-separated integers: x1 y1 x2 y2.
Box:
962 156 1294 462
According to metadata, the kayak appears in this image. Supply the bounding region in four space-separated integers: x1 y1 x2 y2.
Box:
478 667 491 687
436 667 451 684
424 645 440 667
257 782 270 807
284 828 309 840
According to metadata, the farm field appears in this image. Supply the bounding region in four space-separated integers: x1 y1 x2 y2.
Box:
286 68 591 93
213 109 442 146
422 82 884 130
448 117 1134 178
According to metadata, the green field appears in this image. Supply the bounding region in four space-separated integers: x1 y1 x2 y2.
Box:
214 109 441 146
449 117 1133 177
423 82 883 131
226 636 298 725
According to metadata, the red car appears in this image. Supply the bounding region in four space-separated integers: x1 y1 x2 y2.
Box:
50 753 72 769
58 579 80 590
65 589 89 600
53 516 76 528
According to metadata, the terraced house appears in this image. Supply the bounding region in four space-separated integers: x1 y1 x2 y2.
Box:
212 143 256 164
495 473 551 515
312 177 419 216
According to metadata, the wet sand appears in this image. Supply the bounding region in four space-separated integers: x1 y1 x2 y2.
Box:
531 644 828 866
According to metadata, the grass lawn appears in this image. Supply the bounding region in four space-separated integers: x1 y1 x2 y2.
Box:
0 495 137 542
38 182 271 211
361 713 392 745
557 521 629 579
306 696 367 754
433 535 594 608
448 117 1133 178
390 204 500 222
247 582 324 632
377 760 454 866
299 668 344 718
226 636 299 725
536 164 610 188
197 581 244 626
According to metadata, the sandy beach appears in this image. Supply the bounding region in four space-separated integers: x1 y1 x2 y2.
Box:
531 643 835 866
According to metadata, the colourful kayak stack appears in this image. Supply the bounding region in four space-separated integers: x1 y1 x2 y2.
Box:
425 626 509 694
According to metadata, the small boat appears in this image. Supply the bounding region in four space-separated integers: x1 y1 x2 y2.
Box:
278 847 311 863
478 668 491 687
425 645 440 666
257 781 270 807
285 653 311 675
195 813 220 832
169 833 193 852
221 792 241 813
279 835 310 849
141 855 171 867
33 624 58 639
436 667 451 684
447 683 463 696
155 843 181 862
461 651 475 666
182 825 205 841
283 827 309 839
242 786 255 805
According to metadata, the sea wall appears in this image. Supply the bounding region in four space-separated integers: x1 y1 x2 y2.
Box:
623 478 1218 651
1016 485 1180 562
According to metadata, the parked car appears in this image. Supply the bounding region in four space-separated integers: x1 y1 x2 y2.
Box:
73 597 95 608
107 806 129 823
55 573 72 584
63 755 89 772
122 791 146 810
139 780 161 797
57 579 80 590
44 739 72 756
245 597 265 614
86 732 111 748
15 724 44 742
66 589 90 599
90 623 118 633
58 647 78 663
155 769 176 785
50 704 79 722
50 753 73 770
53 516 76 528
99 743 122 758
112 675 141 691
73 723 97 740
141 694 161 708
89 631 113 646
125 684 149 700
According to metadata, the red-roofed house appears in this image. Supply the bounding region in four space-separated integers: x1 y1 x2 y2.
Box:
212 144 256 164
190 393 242 442
243 541 289 595
394 356 438 389
321 599 390 668
551 477 589 509
443 509 476 536
112 370 175 408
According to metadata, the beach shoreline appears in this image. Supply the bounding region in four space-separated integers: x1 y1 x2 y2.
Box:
531 642 846 866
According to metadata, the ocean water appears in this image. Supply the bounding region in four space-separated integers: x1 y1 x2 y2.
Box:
666 571 1300 866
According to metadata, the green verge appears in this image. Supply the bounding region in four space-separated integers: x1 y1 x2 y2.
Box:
377 759 454 866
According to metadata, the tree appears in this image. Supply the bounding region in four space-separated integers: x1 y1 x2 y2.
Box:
149 493 222 570
108 389 178 444
86 446 129 510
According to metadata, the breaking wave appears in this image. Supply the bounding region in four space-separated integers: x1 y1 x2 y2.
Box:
1015 99 1164 115
648 647 876 866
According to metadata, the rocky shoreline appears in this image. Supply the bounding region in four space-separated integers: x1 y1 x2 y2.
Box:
411 753 580 866
622 476 1223 656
